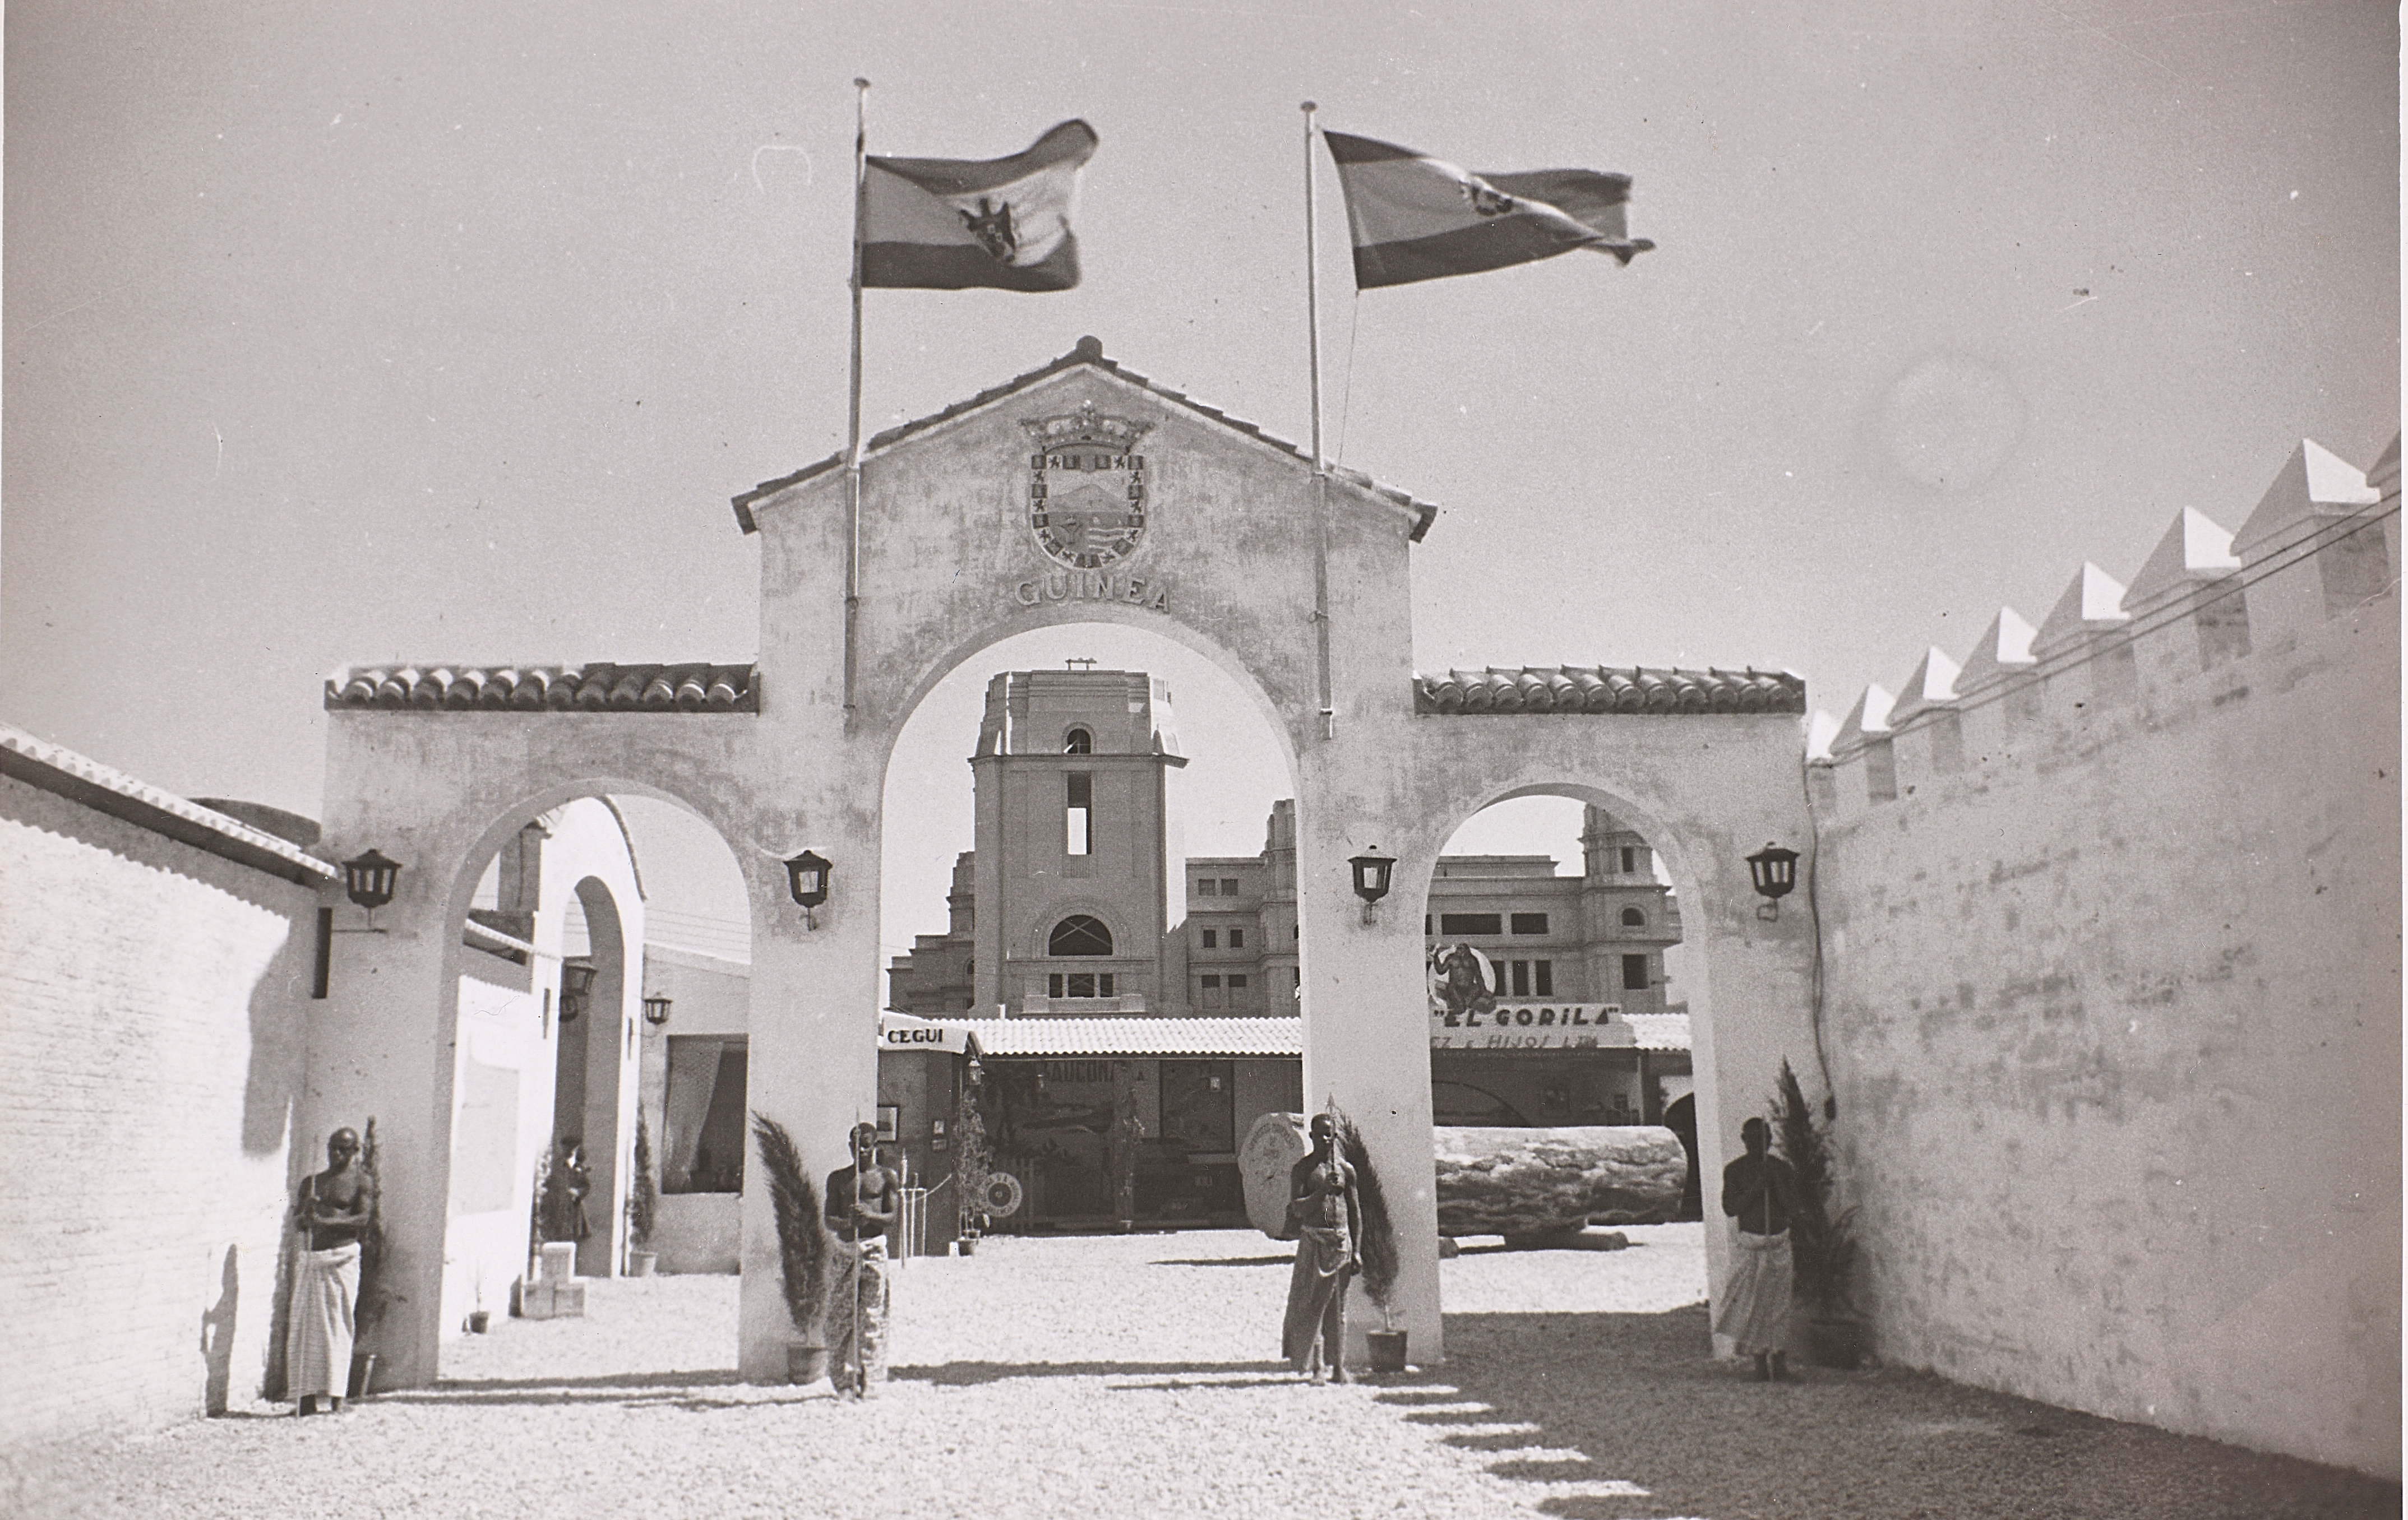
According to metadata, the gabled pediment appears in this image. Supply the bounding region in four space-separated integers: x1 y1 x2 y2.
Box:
731 336 1439 540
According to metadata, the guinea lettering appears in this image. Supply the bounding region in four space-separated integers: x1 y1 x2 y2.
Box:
1013 571 1169 611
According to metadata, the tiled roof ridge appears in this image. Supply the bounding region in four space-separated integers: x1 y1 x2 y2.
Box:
1415 665 1806 716
0 722 339 885
731 335 1439 541
326 661 759 713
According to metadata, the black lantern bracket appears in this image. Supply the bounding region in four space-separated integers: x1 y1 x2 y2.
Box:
558 956 598 1022
335 847 404 934
642 993 673 1027
1745 841 1800 921
784 849 833 929
1348 847 1397 925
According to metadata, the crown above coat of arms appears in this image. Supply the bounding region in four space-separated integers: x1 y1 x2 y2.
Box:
1020 403 1155 571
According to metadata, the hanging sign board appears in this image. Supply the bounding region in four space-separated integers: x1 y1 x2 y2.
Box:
879 1012 978 1056
1427 943 1632 1049
1429 1002 1635 1050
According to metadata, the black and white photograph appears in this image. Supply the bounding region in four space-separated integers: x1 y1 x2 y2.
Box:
2 3 2397 1516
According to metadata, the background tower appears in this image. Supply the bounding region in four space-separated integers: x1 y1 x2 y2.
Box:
967 668 1187 1014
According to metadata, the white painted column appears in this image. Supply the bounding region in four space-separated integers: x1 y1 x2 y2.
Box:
733 780 886 1383
1295 752 1443 1366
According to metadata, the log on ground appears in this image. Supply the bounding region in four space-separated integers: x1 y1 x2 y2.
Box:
1435 1125 1686 1237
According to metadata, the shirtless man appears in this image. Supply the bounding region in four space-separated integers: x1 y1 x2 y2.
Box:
823 1122 899 1397
1281 1113 1362 1383
289 1127 377 1414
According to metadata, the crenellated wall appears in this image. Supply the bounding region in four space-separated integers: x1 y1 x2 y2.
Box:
1808 436 2401 1476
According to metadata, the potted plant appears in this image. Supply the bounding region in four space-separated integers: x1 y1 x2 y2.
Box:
627 1115 660 1277
751 1112 832 1383
1333 1109 1406 1373
1772 1060 1869 1369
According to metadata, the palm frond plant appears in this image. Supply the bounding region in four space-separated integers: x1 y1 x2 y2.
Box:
627 1116 659 1251
1772 1060 1868 1366
1331 1107 1399 1324
750 1113 831 1371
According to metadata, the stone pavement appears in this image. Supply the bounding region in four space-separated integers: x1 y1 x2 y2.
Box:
6 1226 2394 1519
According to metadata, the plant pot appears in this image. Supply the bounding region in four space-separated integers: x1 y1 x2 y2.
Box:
958 1238 976 1256
787 1342 829 1385
1802 1313 1870 1370
468 1310 491 1334
628 1250 658 1278
345 1352 377 1399
1366 1329 1408 1373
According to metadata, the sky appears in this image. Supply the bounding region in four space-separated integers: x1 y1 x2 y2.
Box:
4 1 2398 958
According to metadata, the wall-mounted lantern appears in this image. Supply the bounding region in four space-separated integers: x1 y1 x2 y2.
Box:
341 848 403 930
560 957 598 1022
1348 847 1396 925
1746 842 1800 921
784 849 833 929
642 993 673 1027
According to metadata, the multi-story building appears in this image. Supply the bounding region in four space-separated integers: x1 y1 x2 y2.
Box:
886 668 1691 1230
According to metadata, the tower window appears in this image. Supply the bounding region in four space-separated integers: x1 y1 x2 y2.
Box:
1049 915 1113 957
1510 912 1549 935
1049 972 1115 999
1534 960 1553 997
1439 913 1502 937
1066 772 1092 856
1619 846 1638 874
1219 877 1240 896
1622 953 1649 991
1200 929 1217 949
1227 928 1244 949
1510 961 1530 997
1621 907 1646 927
1195 878 1218 897
1064 727 1092 754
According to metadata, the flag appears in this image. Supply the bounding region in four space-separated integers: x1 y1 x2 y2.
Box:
1321 130 1654 289
861 120 1099 292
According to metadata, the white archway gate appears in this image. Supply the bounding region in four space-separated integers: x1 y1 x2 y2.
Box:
313 338 1814 1385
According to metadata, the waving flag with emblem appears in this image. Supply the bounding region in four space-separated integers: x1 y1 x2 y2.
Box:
1321 129 1653 289
861 119 1099 292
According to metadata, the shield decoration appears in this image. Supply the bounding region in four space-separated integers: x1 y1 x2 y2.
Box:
1021 405 1154 571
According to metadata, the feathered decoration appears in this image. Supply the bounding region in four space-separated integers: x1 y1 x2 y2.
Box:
751 1113 831 1337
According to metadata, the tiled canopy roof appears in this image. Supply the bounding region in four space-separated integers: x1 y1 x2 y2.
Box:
933 1016 1304 1058
1 724 339 886
326 663 757 713
732 336 1439 541
1621 1012 1693 1053
1415 666 1804 716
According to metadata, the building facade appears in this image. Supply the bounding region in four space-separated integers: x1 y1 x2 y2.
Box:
884 668 1694 1231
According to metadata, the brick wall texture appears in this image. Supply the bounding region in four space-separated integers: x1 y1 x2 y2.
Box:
1 774 318 1447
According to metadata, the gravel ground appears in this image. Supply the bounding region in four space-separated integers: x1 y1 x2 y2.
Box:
5 1225 2395 1520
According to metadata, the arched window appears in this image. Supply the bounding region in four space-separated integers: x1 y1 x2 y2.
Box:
1621 907 1647 928
1064 727 1092 754
1048 915 1113 957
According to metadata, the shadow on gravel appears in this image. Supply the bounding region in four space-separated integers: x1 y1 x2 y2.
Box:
895 1359 1291 1387
1148 1254 1291 1267
377 1370 748 1408
1421 1306 2402 1520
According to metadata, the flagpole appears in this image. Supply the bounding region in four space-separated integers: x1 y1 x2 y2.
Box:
1302 101 1335 740
1302 101 1324 470
844 76 870 731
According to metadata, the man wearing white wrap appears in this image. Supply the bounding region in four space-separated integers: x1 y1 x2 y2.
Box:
288 1127 375 1414
1715 1116 1799 1382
